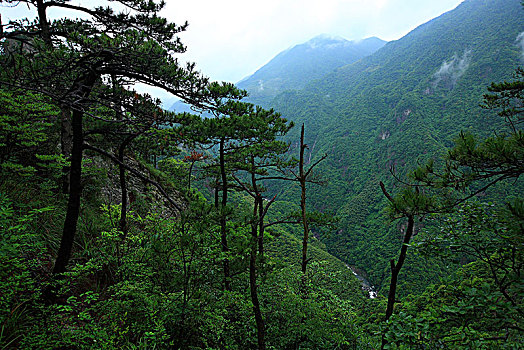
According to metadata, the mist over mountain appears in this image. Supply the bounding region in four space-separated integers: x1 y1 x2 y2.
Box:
237 35 386 105
167 0 524 298
2 0 523 347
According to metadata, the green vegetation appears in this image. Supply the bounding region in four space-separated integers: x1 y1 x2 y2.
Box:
0 1 365 349
266 0 524 296
0 0 523 348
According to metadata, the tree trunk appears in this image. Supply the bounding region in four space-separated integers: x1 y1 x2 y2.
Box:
118 135 135 236
187 161 195 191
299 124 310 274
52 108 84 274
382 214 415 349
385 214 414 321
250 199 265 350
219 138 231 291
245 156 267 349
250 240 265 350
118 147 127 235
60 106 72 194
36 0 74 196
52 71 97 274
257 197 265 257
36 0 52 47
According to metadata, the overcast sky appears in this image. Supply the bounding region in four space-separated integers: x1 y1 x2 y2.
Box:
2 0 464 105
165 0 464 83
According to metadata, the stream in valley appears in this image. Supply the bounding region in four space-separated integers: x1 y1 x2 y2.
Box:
347 265 377 299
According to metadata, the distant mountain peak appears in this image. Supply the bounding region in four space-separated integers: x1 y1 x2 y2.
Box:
235 34 386 105
266 0 524 293
304 35 388 51
313 33 347 40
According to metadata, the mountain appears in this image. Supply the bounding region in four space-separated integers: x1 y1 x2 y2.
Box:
268 0 524 291
169 35 385 112
237 35 386 105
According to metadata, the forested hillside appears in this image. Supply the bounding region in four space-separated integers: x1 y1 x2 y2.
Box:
267 0 524 293
0 1 368 348
0 0 522 349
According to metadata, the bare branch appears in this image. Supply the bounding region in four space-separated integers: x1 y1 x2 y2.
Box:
380 181 395 205
231 173 256 199
304 153 327 178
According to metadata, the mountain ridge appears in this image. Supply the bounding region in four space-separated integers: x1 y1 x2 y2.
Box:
237 35 387 105
170 34 386 112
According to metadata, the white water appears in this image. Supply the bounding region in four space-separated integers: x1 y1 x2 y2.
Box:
346 265 377 299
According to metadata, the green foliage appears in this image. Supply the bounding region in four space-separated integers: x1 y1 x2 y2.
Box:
374 201 523 348
381 262 523 349
0 193 54 349
261 265 360 349
2 0 523 348
266 0 524 294
0 89 59 176
267 231 364 302
378 64 524 348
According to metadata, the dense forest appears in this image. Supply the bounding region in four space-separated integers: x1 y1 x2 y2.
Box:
0 0 522 349
266 0 524 297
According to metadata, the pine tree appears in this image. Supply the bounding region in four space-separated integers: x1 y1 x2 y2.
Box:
380 68 524 347
0 0 231 275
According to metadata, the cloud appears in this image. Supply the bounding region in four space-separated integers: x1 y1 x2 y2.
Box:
516 32 524 61
432 49 472 89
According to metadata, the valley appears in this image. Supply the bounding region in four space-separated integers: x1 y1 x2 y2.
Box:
0 0 522 348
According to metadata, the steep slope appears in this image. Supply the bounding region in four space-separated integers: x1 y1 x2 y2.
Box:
237 35 386 105
270 0 524 292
